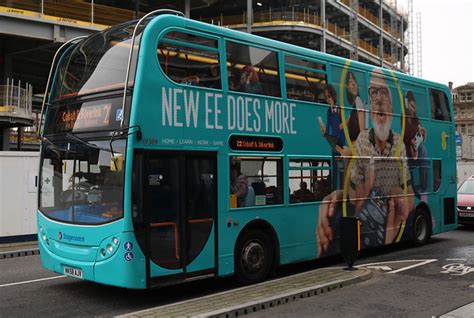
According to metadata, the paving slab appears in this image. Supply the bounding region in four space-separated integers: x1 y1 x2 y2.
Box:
120 267 372 318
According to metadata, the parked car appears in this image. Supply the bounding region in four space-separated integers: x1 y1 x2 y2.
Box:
457 175 474 226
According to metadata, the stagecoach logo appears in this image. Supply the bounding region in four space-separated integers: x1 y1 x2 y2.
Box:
57 232 85 243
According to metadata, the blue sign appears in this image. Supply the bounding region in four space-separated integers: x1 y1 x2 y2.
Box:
124 252 134 262
116 109 123 121
456 133 462 145
124 242 133 251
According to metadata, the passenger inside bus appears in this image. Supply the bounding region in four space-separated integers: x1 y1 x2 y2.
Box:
230 164 248 207
236 65 262 94
203 63 221 89
181 75 200 86
293 182 314 202
313 177 332 201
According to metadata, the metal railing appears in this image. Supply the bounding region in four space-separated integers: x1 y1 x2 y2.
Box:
0 79 33 118
200 10 402 65
339 0 402 39
0 0 137 26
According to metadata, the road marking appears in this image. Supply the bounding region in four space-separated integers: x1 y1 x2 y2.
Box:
357 259 438 274
365 265 392 271
357 259 437 267
386 259 437 274
441 263 474 276
446 258 467 261
0 275 66 288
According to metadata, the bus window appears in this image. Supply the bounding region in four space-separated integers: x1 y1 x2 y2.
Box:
226 41 280 97
158 31 221 89
289 159 331 203
430 89 451 121
230 156 283 208
284 56 327 103
433 160 442 192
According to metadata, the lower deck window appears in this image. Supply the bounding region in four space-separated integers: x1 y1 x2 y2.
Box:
230 156 283 208
289 159 332 203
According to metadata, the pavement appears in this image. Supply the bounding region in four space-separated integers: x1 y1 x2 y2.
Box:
119 267 372 318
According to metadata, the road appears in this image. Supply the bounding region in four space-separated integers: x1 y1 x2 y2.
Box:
249 226 474 318
1 227 474 317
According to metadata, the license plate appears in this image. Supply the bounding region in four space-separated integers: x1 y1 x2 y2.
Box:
64 266 83 279
459 212 474 218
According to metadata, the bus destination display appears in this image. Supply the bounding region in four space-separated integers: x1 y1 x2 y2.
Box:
57 103 111 130
45 98 123 134
229 135 283 152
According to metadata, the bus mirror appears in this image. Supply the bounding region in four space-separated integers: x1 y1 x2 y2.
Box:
111 154 124 172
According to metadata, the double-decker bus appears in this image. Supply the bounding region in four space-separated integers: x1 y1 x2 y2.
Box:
37 10 457 289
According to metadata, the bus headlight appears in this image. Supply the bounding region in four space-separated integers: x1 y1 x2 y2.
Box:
96 234 121 261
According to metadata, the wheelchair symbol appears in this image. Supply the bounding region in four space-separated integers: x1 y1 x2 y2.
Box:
124 252 134 262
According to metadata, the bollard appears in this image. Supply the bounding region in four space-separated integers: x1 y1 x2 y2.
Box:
339 216 360 270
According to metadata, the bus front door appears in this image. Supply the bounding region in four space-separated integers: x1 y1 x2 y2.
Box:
143 152 217 283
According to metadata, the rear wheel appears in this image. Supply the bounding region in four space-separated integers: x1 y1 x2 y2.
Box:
413 208 431 246
234 229 274 285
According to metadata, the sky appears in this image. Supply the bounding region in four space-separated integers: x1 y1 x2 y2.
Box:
398 0 473 87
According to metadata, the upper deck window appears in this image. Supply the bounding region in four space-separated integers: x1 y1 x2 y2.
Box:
158 31 221 89
284 56 327 103
51 21 140 102
226 41 281 97
430 89 451 121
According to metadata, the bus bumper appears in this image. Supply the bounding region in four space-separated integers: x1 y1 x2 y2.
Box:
38 230 146 289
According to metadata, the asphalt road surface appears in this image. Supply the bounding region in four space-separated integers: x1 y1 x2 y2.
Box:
1 227 473 317
249 226 474 318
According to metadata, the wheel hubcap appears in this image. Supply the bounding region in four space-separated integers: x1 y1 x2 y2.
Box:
241 241 265 274
415 215 427 241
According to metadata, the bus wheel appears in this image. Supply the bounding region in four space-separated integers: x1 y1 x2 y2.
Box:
235 229 274 285
413 208 431 246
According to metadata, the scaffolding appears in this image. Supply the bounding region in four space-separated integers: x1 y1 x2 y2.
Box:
407 0 414 75
416 12 422 78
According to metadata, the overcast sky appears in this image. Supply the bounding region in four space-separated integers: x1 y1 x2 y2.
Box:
398 0 473 87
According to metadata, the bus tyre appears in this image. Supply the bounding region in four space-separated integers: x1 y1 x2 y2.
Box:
413 208 431 246
234 229 274 285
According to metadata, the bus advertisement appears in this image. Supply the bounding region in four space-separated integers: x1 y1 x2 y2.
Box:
37 11 457 289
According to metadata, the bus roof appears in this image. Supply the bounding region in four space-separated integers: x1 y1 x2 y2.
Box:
143 14 449 94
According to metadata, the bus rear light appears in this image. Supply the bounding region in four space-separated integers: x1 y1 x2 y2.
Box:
107 244 113 253
112 237 119 246
101 249 106 257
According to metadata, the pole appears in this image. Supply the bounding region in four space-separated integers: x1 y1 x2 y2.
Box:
246 0 252 33
321 0 326 53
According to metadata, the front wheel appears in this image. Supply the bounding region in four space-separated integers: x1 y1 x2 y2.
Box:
234 229 274 285
413 208 431 246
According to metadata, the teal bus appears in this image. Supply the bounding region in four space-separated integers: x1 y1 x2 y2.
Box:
37 10 457 289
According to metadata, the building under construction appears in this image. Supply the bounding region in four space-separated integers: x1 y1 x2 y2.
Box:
0 0 409 149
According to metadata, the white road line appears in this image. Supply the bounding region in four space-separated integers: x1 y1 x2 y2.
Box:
446 258 467 261
0 275 66 288
386 259 438 274
356 259 437 268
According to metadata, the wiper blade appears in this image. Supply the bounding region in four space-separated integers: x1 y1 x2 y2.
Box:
65 133 111 153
